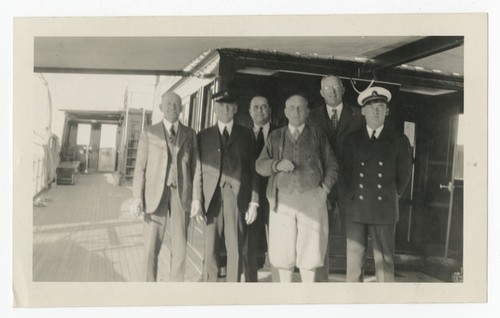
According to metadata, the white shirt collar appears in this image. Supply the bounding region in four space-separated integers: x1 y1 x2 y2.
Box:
162 119 179 133
326 102 343 119
218 120 234 135
366 124 384 139
288 123 305 135
253 122 270 139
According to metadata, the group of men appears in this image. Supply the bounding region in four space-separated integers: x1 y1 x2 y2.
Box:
130 74 412 283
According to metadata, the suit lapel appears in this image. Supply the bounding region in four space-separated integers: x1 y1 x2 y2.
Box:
321 106 334 132
176 123 188 150
337 105 353 136
373 126 393 156
151 122 168 152
209 125 222 148
357 126 392 160
227 124 242 147
357 129 375 160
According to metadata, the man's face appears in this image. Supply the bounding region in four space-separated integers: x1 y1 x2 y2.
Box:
361 101 389 129
214 102 238 124
249 97 271 126
160 93 182 122
320 76 344 107
284 95 309 127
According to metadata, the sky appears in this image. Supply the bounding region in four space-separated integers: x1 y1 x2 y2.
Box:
40 73 158 140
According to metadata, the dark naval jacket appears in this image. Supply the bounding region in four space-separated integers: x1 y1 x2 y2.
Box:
342 126 412 224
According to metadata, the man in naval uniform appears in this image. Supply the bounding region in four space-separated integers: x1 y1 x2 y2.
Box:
342 87 412 282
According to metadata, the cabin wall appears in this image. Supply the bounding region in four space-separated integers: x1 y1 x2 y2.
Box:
164 52 464 275
155 76 214 129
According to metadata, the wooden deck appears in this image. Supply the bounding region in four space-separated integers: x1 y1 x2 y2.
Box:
33 173 441 283
34 173 148 282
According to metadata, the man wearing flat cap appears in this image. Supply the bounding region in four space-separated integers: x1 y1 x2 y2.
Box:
342 86 412 282
191 90 259 282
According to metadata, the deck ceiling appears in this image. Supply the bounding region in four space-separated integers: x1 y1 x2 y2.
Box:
63 110 124 124
34 36 464 76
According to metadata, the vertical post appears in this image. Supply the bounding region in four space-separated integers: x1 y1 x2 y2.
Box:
121 91 130 182
141 106 146 132
444 116 459 258
84 144 90 174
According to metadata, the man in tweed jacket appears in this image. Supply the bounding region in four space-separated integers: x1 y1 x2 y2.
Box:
256 94 338 282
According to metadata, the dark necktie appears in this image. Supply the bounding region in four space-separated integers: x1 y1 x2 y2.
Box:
331 108 338 132
370 129 377 142
256 127 264 153
222 126 230 148
169 126 176 143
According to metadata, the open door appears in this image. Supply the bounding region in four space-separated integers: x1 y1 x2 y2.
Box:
413 93 463 282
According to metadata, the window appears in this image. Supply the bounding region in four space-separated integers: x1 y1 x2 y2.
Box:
455 114 465 180
76 124 91 145
189 92 199 129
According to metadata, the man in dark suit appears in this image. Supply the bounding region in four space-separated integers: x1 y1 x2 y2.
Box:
307 74 363 282
243 95 279 282
342 87 412 282
190 91 259 282
131 92 200 282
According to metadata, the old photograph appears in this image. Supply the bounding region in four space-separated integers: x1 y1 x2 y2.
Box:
12 14 487 307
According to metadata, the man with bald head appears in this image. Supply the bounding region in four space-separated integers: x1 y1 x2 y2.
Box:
307 74 363 281
131 91 200 282
256 94 338 282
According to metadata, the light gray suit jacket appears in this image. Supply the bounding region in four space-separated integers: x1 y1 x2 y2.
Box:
132 122 201 213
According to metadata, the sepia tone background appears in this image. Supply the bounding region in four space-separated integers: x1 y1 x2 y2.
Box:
3 1 498 318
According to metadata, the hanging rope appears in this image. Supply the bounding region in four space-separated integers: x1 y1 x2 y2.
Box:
350 78 375 94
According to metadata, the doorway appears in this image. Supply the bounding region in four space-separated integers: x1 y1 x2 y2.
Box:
412 93 463 281
98 124 118 172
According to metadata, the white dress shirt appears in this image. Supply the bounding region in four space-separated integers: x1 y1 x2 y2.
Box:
253 122 270 140
366 125 384 139
162 119 179 136
217 120 234 136
288 123 305 137
326 102 343 121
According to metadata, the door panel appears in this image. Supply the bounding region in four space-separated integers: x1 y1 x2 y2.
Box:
412 93 463 281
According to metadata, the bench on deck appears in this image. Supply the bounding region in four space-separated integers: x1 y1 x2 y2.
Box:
56 161 81 185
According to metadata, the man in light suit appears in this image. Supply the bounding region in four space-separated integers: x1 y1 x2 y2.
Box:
307 74 363 282
131 92 200 282
343 87 412 282
191 91 259 282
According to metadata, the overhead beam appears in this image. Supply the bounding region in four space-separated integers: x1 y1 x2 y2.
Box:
360 36 464 75
33 67 215 79
219 48 463 91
